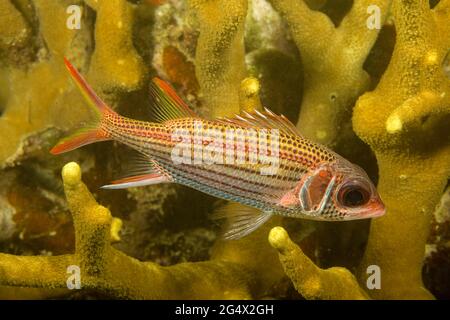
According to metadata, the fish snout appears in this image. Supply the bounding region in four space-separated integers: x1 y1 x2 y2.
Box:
364 197 386 218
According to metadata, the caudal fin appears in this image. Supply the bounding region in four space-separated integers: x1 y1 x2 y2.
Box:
50 58 115 155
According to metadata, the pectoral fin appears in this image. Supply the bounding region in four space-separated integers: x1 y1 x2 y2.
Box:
211 203 273 240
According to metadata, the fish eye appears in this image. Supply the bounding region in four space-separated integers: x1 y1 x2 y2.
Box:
339 186 370 208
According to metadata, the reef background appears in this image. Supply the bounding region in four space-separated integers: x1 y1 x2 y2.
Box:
0 0 449 299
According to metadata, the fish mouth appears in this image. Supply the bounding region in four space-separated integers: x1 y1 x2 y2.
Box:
365 199 386 218
366 208 385 218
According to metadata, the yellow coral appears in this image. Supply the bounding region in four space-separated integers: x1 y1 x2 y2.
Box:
0 1 30 52
188 0 248 118
0 162 265 299
239 77 262 112
353 0 450 299
0 0 85 167
0 0 147 168
85 0 146 91
269 226 368 300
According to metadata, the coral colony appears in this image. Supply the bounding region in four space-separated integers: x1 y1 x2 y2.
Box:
0 0 449 300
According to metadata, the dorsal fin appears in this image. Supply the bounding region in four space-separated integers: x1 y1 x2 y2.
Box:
216 108 301 136
149 78 198 122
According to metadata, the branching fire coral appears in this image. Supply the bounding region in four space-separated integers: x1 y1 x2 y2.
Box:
269 226 369 300
0 0 145 168
353 0 450 299
188 0 248 118
268 0 391 148
0 1 31 59
85 0 146 91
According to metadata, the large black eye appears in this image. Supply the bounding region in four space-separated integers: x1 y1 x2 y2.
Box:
340 187 369 207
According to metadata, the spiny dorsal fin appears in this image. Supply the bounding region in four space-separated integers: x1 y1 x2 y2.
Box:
217 108 301 136
150 78 198 122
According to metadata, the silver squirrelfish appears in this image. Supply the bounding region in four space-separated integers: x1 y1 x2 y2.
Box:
51 59 385 239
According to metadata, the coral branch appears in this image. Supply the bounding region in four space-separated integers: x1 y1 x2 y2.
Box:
85 0 146 91
62 162 111 276
385 91 449 134
0 162 261 299
269 226 368 300
435 0 450 12
188 0 248 118
0 0 88 167
0 0 31 60
339 1 392 66
0 254 75 289
267 0 335 55
268 0 390 149
353 0 450 299
0 0 149 168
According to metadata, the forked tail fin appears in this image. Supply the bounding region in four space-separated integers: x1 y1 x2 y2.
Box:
50 58 116 155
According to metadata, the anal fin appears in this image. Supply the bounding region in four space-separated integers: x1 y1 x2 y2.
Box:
102 148 172 189
101 173 171 189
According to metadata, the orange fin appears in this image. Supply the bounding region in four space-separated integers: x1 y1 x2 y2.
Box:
101 173 171 189
63 57 114 115
51 58 116 155
50 127 109 155
149 77 198 122
102 150 173 189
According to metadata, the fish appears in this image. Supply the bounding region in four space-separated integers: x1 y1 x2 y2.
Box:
51 58 385 240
